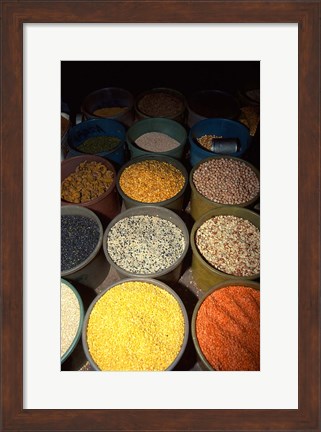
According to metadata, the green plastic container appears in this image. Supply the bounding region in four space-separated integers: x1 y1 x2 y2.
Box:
116 155 188 212
60 278 85 364
190 206 260 292
126 117 187 160
61 205 110 289
191 280 260 370
189 155 260 221
103 206 189 283
82 277 189 371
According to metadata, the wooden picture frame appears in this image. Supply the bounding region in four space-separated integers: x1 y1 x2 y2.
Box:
1 1 320 430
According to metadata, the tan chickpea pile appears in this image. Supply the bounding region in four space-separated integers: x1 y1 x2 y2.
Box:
119 160 185 203
86 281 185 371
61 161 114 203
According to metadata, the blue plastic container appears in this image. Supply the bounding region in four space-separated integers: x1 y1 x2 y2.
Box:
189 118 251 167
66 118 126 167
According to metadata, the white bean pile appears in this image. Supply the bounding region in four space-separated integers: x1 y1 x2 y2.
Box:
196 215 260 277
135 132 180 152
193 158 259 205
61 282 80 357
107 215 185 274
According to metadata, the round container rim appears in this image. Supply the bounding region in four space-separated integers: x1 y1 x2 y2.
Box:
82 277 189 371
102 205 190 279
81 87 134 118
189 154 260 208
191 280 260 370
61 155 118 206
190 206 260 280
61 205 104 276
60 278 85 363
135 87 186 119
126 117 187 156
68 118 126 156
187 89 240 119
116 154 188 207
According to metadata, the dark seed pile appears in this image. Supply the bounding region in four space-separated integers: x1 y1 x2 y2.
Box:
107 215 186 274
138 92 184 118
61 215 100 272
77 136 121 154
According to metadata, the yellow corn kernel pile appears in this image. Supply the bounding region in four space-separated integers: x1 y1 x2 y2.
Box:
86 281 185 371
119 160 185 203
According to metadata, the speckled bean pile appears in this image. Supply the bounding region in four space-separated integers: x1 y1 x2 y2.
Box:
119 160 185 203
61 215 100 272
61 282 81 358
193 158 259 205
107 215 185 274
135 132 180 152
196 215 260 277
196 285 260 371
86 281 185 370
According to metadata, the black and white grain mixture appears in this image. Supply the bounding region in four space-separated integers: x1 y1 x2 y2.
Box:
196 215 260 277
107 215 185 274
61 215 100 272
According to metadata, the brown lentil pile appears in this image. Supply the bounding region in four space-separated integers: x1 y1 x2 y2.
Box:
61 282 81 358
196 285 260 371
86 281 185 370
119 160 185 203
135 132 180 152
93 106 128 117
196 215 260 277
193 158 259 205
197 134 223 150
138 92 184 118
61 161 114 203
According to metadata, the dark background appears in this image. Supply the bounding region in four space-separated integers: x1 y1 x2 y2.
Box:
61 61 260 119
61 61 260 168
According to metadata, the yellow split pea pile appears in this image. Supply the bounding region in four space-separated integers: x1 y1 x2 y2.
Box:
86 281 185 370
119 160 185 203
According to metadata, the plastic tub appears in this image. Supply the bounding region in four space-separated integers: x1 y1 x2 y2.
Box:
189 118 251 166
60 278 85 363
126 117 187 160
135 88 186 124
187 90 240 128
61 206 110 289
116 155 188 212
191 280 260 370
61 154 121 226
103 206 189 283
81 87 134 127
190 207 260 292
189 155 260 221
65 118 126 168
82 278 189 371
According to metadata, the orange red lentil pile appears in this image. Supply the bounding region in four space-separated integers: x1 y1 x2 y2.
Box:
196 285 260 371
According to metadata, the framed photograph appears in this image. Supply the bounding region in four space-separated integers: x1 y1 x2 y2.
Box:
1 1 320 431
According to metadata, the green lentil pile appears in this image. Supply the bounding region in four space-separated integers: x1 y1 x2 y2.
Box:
77 136 121 154
86 281 185 371
107 215 186 274
119 160 185 203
